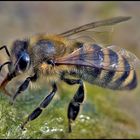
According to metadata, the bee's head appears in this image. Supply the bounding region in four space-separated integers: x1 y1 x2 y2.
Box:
9 40 31 75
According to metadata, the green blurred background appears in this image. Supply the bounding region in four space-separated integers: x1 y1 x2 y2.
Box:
0 1 140 139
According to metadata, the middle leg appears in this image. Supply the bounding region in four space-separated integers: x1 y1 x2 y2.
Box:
21 82 57 129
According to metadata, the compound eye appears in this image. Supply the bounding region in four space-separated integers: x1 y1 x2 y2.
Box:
18 52 30 72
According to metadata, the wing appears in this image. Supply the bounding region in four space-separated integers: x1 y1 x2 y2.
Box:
107 45 140 70
59 16 131 37
55 44 140 72
68 26 114 46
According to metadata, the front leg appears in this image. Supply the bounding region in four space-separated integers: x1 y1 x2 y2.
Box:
0 61 12 72
61 76 85 133
21 82 57 129
0 45 13 96
12 73 38 102
0 45 11 57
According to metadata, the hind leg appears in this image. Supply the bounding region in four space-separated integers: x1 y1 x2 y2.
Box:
61 76 85 132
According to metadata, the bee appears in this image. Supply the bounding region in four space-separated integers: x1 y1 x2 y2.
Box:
0 16 139 132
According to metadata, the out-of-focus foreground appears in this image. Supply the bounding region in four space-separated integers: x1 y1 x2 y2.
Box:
0 2 140 139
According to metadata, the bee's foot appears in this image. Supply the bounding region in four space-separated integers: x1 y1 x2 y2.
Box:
21 120 28 130
9 101 14 106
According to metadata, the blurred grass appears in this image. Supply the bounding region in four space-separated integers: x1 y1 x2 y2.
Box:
0 83 140 139
0 1 140 139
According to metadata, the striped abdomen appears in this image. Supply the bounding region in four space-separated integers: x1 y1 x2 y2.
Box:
68 43 137 90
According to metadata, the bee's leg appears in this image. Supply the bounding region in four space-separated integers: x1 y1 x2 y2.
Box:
0 74 12 97
0 61 11 72
0 45 11 57
62 77 84 133
0 45 13 96
21 82 57 130
0 45 11 72
12 73 38 102
0 63 14 97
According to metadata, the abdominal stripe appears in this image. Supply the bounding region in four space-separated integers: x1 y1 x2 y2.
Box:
112 57 130 89
103 49 118 86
